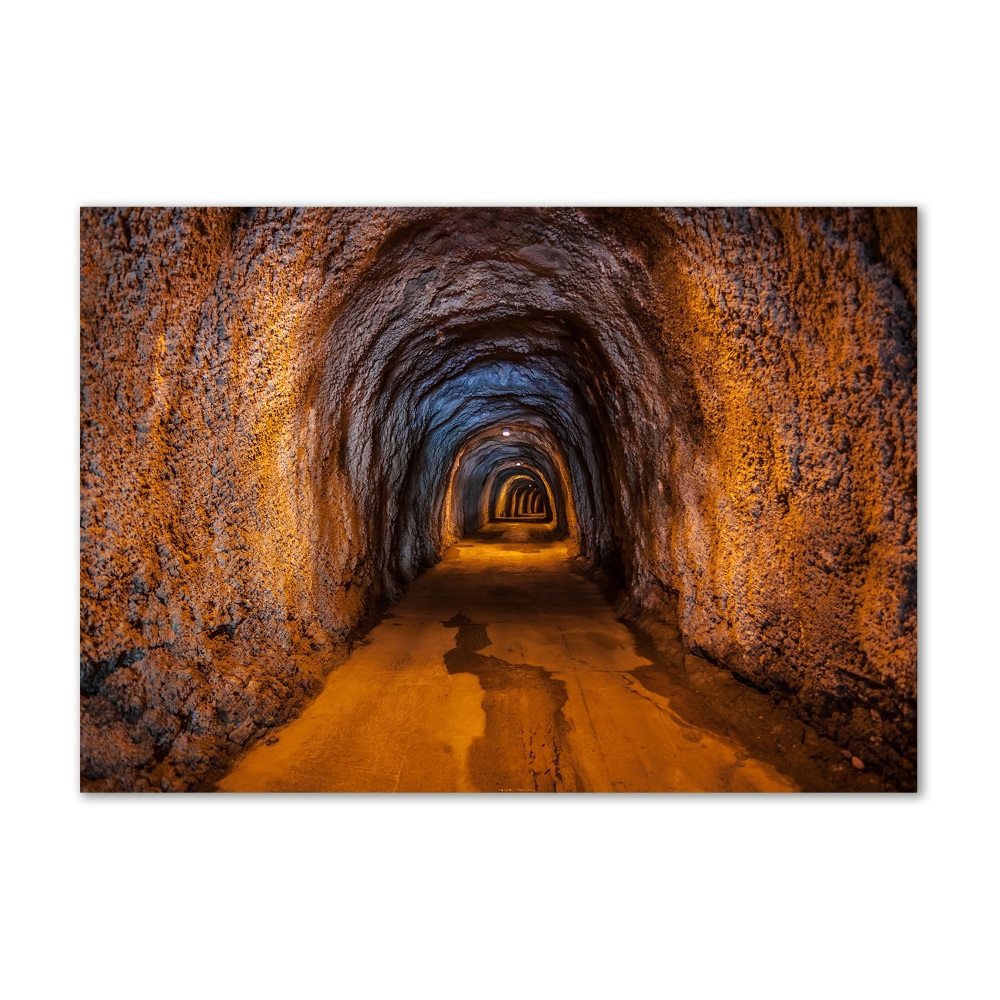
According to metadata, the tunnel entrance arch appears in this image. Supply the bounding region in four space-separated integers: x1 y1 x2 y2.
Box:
481 457 558 528
490 468 552 521
440 423 580 550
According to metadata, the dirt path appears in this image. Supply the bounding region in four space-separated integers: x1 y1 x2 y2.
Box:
216 524 803 792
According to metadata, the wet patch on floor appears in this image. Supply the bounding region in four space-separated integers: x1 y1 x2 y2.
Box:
442 611 575 792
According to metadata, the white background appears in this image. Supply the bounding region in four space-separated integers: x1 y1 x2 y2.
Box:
3 2 995 997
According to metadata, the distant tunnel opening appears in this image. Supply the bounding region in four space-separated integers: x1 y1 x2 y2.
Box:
499 480 546 519
490 468 552 521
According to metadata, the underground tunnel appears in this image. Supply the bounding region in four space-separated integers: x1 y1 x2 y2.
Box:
80 207 917 792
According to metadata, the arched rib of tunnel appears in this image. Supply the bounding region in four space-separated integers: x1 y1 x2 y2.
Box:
79 207 917 791
446 429 568 535
494 472 549 520
486 461 554 521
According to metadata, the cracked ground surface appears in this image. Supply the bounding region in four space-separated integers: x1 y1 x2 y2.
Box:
213 524 863 792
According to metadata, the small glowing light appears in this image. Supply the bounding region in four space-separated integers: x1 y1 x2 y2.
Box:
515 461 521 466
501 427 511 437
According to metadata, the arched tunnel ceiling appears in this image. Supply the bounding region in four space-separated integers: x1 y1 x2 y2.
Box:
315 209 671 587
79 206 918 791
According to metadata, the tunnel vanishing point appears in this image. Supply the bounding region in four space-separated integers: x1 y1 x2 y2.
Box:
80 208 917 792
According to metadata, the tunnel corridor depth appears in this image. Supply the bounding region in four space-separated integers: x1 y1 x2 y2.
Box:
216 523 804 792
80 207 917 792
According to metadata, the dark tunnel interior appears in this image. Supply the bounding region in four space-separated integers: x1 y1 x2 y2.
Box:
79 207 917 792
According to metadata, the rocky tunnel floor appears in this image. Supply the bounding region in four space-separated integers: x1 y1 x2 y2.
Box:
214 524 885 793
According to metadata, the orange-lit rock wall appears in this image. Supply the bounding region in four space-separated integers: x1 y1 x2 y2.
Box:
80 209 397 789
81 207 916 789
638 210 917 782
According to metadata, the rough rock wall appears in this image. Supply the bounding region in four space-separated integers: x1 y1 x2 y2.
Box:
80 208 398 789
642 209 917 782
81 207 916 790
